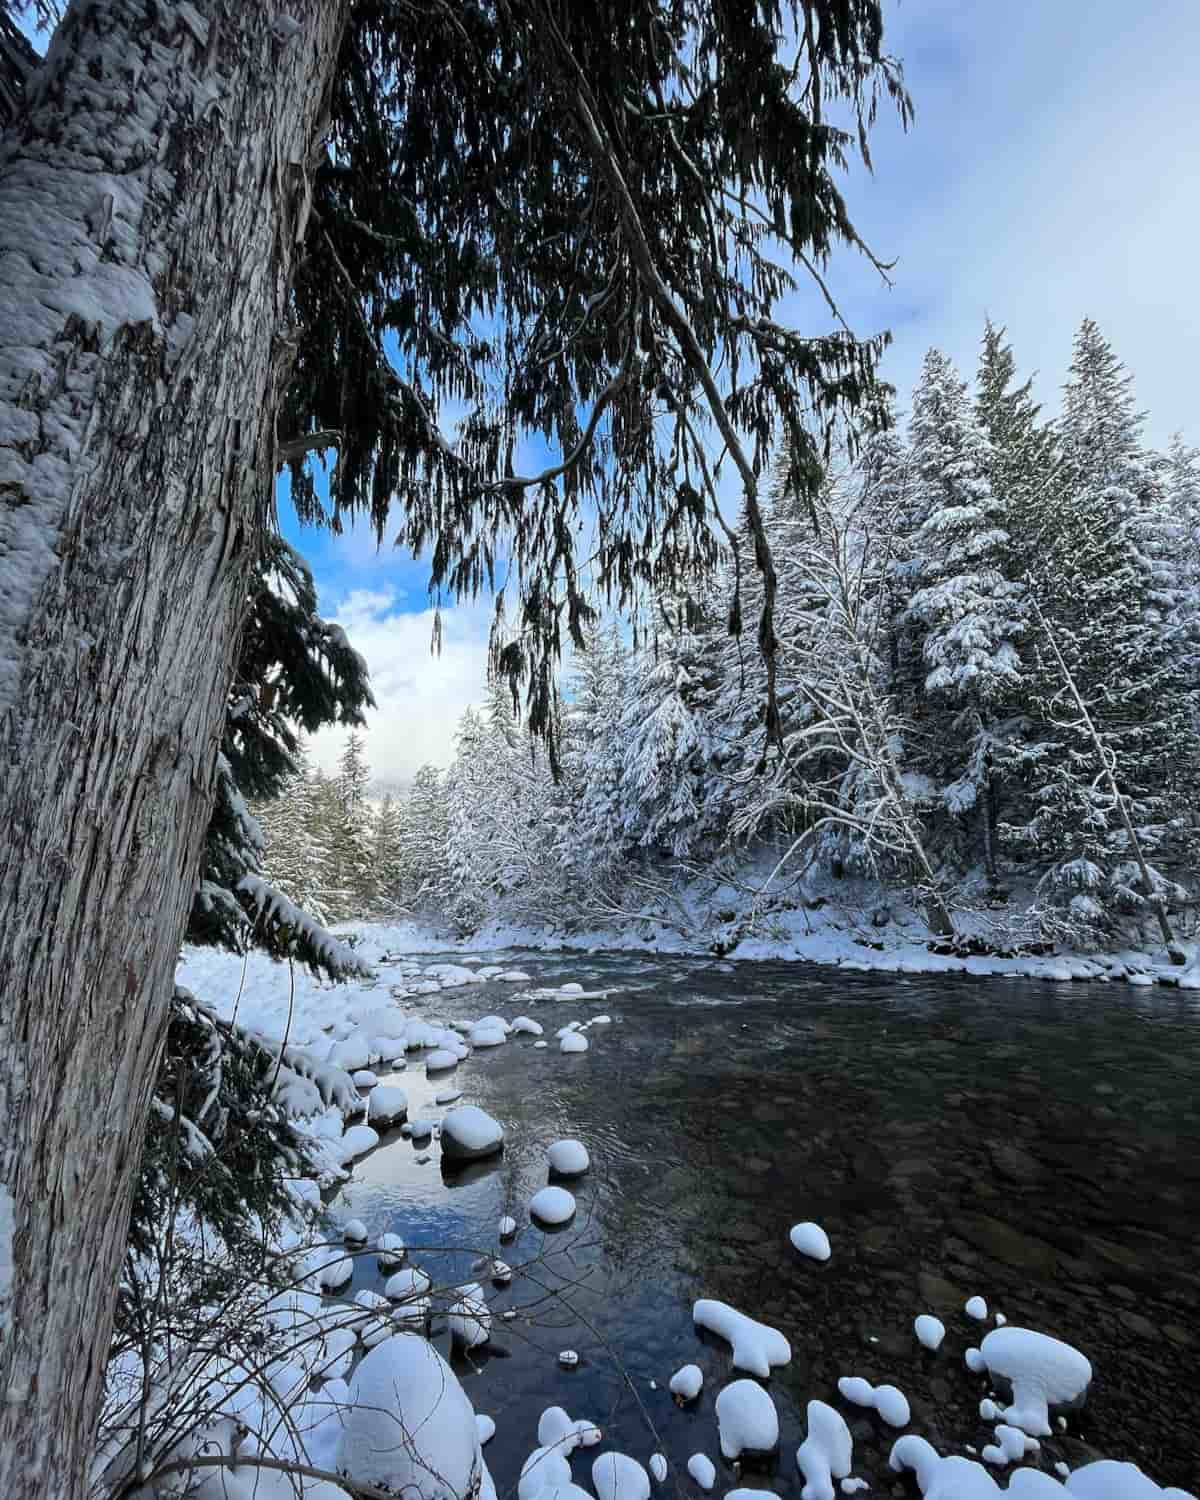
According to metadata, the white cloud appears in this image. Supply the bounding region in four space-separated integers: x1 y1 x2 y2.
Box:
307 591 493 786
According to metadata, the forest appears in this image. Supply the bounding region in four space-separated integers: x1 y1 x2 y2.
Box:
259 320 1200 958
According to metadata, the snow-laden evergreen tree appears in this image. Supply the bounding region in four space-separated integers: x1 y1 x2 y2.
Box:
618 593 729 858
329 729 376 917
371 794 406 915
974 319 1058 526
1012 320 1198 924
903 348 1027 882
558 623 630 896
396 763 452 916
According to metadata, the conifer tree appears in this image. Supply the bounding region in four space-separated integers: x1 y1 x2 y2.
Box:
903 348 1027 881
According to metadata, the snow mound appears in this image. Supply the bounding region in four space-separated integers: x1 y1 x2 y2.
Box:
693 1298 791 1377
368 1084 408 1127
790 1222 832 1261
538 1406 578 1453
501 970 533 982
339 1123 380 1161
915 1315 946 1351
966 1296 989 1321
425 1048 460 1072
511 1016 544 1035
316 1251 354 1291
979 1327 1092 1436
336 1334 484 1498
469 1021 508 1048
559 983 585 995
343 1218 368 1244
796 1400 853 1500
435 1086 463 1105
716 1378 779 1458
353 1069 378 1088
530 1185 576 1225
560 1031 589 1053
441 1105 505 1161
548 1138 590 1175
687 1454 716 1491
837 1374 909 1427
649 1454 668 1483
669 1363 703 1401
592 1452 650 1500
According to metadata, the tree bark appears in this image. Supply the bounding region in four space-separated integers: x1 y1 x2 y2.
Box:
0 4 349 1496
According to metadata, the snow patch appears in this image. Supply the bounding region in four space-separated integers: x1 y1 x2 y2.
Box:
796 1400 854 1500
790 1221 832 1261
693 1298 791 1377
716 1378 779 1458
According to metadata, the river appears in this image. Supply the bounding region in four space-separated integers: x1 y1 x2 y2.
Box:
322 949 1200 1494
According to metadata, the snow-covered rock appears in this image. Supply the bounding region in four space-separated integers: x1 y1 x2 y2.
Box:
469 1021 508 1048
425 1048 460 1072
592 1452 651 1500
560 1031 589 1053
966 1296 989 1321
477 1414 496 1445
511 1016 544 1035
339 1123 380 1161
966 1347 987 1373
385 1265 432 1300
441 1105 505 1162
789 1221 832 1261
519 1448 573 1500
978 1327 1092 1436
548 1138 590 1175
889 1434 1196 1498
337 1334 484 1497
404 1117 437 1140
915 1315 946 1351
368 1084 408 1127
693 1298 791 1377
316 1251 354 1291
449 1282 492 1348
687 1454 716 1491
316 1326 357 1381
669 1363 703 1401
559 982 585 996
435 1087 463 1105
343 1218 368 1244
538 1407 577 1453
353 1069 378 1088
530 1185 576 1226
837 1375 909 1427
649 1454 668 1483
491 1259 512 1285
499 1215 518 1238
376 1232 405 1271
716 1378 779 1458
796 1400 853 1500
501 970 533 982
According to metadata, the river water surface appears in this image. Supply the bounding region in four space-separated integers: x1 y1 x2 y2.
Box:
323 950 1200 1494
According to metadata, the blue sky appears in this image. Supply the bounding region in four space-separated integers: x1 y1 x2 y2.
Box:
279 0 1200 784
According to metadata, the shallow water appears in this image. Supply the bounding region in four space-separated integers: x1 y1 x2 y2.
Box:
324 951 1200 1493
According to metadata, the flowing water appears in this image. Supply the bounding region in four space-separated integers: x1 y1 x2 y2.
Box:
323 950 1200 1494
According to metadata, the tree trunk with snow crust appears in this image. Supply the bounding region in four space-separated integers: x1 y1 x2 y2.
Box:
0 4 348 1495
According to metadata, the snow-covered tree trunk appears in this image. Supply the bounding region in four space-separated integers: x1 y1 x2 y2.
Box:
0 4 348 1496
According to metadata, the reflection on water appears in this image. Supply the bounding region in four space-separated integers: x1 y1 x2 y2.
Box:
324 952 1200 1492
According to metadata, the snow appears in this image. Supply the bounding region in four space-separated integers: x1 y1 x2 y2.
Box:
367 1083 408 1126
687 1454 716 1490
470 1020 508 1048
435 1087 463 1104
441 1104 505 1160
716 1378 779 1458
560 1031 589 1053
979 1327 1092 1436
511 1016 544 1035
837 1375 910 1427
353 1069 378 1088
530 1186 577 1225
693 1298 791 1377
790 1221 832 1261
649 1455 668 1483
477 1414 497 1445
538 1407 577 1451
796 1400 854 1500
966 1347 987 1373
316 1251 354 1291
336 1334 484 1498
592 1452 651 1500
548 1138 590 1175
966 1295 989 1321
915 1315 947 1350
340 1123 381 1160
669 1363 703 1400
499 1215 518 1238
343 1218 368 1243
